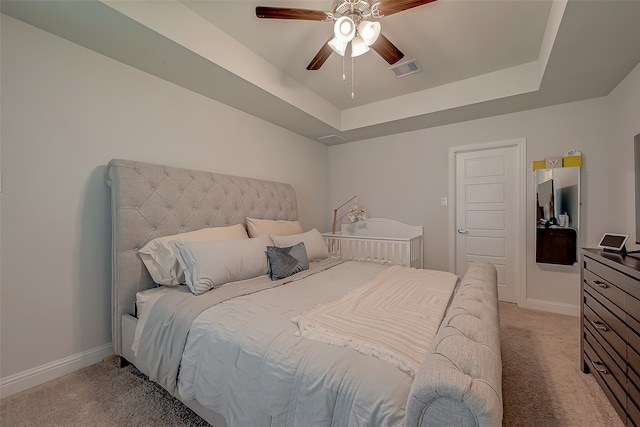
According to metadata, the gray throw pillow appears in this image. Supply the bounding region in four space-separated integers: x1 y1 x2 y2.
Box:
266 242 309 280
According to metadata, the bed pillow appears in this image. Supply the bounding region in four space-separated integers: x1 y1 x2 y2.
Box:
246 217 302 237
270 229 329 261
138 224 249 286
266 242 309 281
173 235 271 295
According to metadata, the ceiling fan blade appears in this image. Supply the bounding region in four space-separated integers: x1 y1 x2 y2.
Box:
377 0 437 17
307 37 335 70
256 6 330 21
371 33 405 65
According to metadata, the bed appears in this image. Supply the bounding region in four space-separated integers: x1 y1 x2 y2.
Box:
106 158 503 427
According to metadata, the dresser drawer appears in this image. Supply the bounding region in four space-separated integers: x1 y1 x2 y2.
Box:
629 389 640 426
627 275 640 300
584 289 627 343
584 305 626 367
584 336 627 422
585 327 628 406
628 293 640 326
628 400 640 427
627 324 640 358
628 374 640 427
630 351 640 392
629 367 640 409
584 315 626 370
584 266 626 309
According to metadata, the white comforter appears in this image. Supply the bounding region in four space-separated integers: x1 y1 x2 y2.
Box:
178 261 419 427
137 260 457 427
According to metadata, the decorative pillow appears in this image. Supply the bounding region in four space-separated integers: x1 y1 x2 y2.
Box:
138 224 249 286
173 235 271 295
266 242 309 281
246 217 302 237
270 229 329 261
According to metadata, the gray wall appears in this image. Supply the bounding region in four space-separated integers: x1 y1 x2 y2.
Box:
0 15 328 380
328 62 640 314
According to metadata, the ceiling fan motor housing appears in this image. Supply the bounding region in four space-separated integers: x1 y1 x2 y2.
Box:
333 0 381 23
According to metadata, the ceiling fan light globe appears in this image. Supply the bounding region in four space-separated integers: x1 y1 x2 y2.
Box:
328 37 347 56
351 36 370 57
357 21 381 46
334 16 356 42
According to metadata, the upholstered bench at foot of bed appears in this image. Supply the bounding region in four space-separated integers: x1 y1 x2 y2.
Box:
405 262 502 427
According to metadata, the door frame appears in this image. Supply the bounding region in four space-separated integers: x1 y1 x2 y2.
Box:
447 138 527 307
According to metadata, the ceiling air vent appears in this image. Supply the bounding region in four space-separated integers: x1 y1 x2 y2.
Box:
317 134 346 145
389 59 422 78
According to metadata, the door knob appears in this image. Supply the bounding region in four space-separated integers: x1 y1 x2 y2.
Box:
457 228 468 234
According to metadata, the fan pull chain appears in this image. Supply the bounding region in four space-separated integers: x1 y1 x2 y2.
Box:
342 53 346 82
351 55 355 100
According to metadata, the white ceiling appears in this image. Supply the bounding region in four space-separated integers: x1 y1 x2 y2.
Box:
183 0 551 109
2 0 640 144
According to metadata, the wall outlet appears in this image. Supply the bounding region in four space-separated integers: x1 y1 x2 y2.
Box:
440 197 448 207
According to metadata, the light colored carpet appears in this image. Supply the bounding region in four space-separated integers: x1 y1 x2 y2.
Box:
499 302 623 426
0 302 625 426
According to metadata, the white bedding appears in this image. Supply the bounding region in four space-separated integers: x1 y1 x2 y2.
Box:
292 265 458 377
178 261 419 427
137 261 457 427
133 286 173 356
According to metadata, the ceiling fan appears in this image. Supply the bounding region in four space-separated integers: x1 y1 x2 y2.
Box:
256 0 437 71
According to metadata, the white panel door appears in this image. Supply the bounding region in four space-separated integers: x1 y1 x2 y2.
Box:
455 146 520 302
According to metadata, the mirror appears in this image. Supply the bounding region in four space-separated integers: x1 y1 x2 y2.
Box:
535 166 580 265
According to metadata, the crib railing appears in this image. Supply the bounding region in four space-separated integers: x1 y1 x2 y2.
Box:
322 233 423 268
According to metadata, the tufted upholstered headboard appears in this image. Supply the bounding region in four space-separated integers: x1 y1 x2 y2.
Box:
105 159 298 355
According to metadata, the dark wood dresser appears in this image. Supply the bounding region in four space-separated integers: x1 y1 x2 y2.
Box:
581 248 640 426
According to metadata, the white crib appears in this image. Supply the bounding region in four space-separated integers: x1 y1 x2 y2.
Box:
322 218 423 268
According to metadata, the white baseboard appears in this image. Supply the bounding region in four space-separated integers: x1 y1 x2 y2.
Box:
524 298 580 316
0 342 114 399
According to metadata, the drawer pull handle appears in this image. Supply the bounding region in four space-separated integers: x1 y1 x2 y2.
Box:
591 360 609 375
591 320 608 332
593 280 608 289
